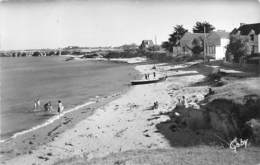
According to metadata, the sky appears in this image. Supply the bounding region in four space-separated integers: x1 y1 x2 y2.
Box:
0 0 259 50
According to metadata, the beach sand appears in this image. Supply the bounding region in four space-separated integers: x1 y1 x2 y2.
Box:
1 61 260 165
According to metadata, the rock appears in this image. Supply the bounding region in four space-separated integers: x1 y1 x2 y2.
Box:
38 156 49 161
47 152 52 156
144 134 150 137
65 142 73 146
208 111 238 138
212 68 220 74
206 99 240 138
246 119 260 144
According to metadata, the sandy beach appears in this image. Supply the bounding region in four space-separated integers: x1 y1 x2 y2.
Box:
1 61 260 165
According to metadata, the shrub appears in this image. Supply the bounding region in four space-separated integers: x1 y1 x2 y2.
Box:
226 34 250 63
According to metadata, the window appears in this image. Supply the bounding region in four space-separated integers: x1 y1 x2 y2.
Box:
250 34 254 41
208 46 215 54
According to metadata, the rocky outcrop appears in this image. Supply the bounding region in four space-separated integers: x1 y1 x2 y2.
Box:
205 99 241 138
172 106 210 130
171 96 260 144
246 119 260 143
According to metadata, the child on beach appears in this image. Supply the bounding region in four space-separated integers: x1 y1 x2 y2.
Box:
44 101 53 112
57 100 64 115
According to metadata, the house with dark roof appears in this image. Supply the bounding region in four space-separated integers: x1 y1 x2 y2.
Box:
179 32 205 55
205 30 230 60
179 31 229 60
231 23 260 54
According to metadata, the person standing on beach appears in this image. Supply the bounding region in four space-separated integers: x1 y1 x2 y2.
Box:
181 96 187 108
153 72 156 78
57 100 64 115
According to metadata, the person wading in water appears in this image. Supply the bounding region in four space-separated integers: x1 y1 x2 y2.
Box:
34 98 41 111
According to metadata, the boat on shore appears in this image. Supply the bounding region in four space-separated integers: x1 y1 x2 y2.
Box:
131 76 167 85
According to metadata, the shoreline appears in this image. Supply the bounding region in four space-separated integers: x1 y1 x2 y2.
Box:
0 57 144 144
1 60 260 165
0 88 130 162
0 101 95 143
0 58 143 162
0 56 141 141
1 61 196 164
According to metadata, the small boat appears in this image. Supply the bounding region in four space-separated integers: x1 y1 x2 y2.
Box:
131 76 167 85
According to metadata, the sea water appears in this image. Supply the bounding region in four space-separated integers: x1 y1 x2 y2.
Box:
0 56 139 141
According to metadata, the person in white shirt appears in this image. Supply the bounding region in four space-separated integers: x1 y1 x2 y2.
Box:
57 100 64 115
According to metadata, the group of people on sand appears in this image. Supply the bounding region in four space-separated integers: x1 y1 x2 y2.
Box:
145 72 156 80
34 98 64 114
176 96 187 108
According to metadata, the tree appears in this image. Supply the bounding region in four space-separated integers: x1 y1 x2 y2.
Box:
191 37 204 56
120 43 138 50
161 41 171 52
226 34 250 63
148 45 161 51
192 21 215 33
32 51 41 57
169 25 188 46
161 25 188 52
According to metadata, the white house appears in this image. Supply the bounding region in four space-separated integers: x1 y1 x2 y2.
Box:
205 31 229 60
179 31 229 60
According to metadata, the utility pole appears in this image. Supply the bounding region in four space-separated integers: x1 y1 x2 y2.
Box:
154 35 157 45
203 25 207 63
